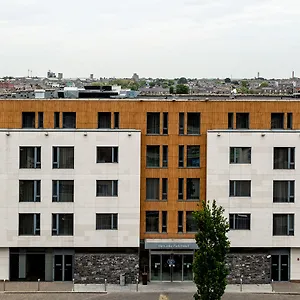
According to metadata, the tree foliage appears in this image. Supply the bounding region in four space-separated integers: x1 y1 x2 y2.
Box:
193 200 230 300
169 86 174 94
176 84 189 94
178 77 188 84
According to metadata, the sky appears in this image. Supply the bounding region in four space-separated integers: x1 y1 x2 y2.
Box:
1 0 300 79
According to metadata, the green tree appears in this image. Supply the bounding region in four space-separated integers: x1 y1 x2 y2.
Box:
260 82 269 88
149 82 155 88
176 84 189 94
193 200 230 300
224 78 231 83
178 77 188 84
169 86 174 94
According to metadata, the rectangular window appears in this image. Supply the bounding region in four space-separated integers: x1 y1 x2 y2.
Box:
98 112 111 129
96 213 118 230
287 113 293 129
186 211 197 232
187 113 200 135
54 112 60 128
97 147 118 163
147 112 160 134
179 113 185 135
229 214 251 230
96 180 118 197
186 178 200 200
38 112 44 129
273 181 295 203
228 112 234 129
271 113 284 129
229 180 251 197
162 145 168 168
52 214 73 236
162 178 168 200
62 112 76 128
146 178 159 200
187 145 200 167
53 147 74 169
19 213 40 236
163 112 168 134
178 211 183 233
146 211 159 232
114 112 119 129
274 147 295 169
230 147 251 164
52 180 74 202
146 145 160 167
20 147 41 169
162 211 167 233
273 214 294 236
178 145 184 167
236 113 249 129
22 112 35 128
178 178 184 200
19 180 41 202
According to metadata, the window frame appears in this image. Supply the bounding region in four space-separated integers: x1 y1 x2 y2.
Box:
96 213 118 230
186 145 200 168
19 180 41 202
273 214 294 236
146 145 160 168
147 112 160 135
229 214 251 230
96 146 118 163
230 147 251 164
273 180 295 203
52 213 74 236
52 146 74 169
273 147 295 170
146 178 160 201
19 213 40 236
19 146 41 169
146 211 159 233
229 180 251 197
96 180 118 197
52 180 74 202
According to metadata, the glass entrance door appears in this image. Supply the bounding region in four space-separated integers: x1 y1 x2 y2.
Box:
271 254 289 281
54 254 73 281
183 254 193 281
162 254 171 281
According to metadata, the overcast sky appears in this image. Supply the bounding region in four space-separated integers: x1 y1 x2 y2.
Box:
1 0 299 79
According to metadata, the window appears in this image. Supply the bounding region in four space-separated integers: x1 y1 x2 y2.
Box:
96 180 118 197
96 213 118 230
187 113 200 134
22 112 35 128
187 146 200 167
230 147 251 164
236 113 249 129
146 178 159 200
52 180 74 202
179 113 185 135
178 145 184 167
228 113 234 129
187 178 200 200
19 180 41 202
147 146 160 167
162 145 168 168
97 147 118 163
98 112 111 129
52 214 73 236
186 211 197 232
178 178 184 200
274 147 295 169
273 181 295 203
20 147 41 169
162 178 168 200
19 214 40 236
162 211 167 233
229 180 251 197
53 147 74 169
163 112 168 134
287 113 293 129
54 112 60 128
62 112 76 128
273 214 294 236
38 112 44 129
229 214 251 230
178 211 183 233
271 113 284 129
146 211 159 232
114 112 119 129
147 113 160 134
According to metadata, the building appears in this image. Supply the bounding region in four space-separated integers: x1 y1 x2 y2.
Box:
0 97 300 283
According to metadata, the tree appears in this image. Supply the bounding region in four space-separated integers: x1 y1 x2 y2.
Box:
260 82 269 88
224 78 231 83
178 77 188 84
149 82 155 88
169 86 174 94
193 200 230 300
176 84 189 94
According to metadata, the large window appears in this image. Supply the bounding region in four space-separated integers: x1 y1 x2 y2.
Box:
146 146 160 167
20 147 41 169
273 214 294 236
96 180 118 197
236 113 249 129
187 113 200 135
186 178 200 200
62 112 76 128
19 180 41 202
274 147 295 169
22 112 35 128
186 211 197 232
146 178 159 200
52 214 73 236
19 214 40 236
52 180 74 202
229 214 251 230
271 113 284 129
146 211 159 232
96 213 118 230
273 181 295 203
229 180 251 197
187 146 200 167
147 113 160 134
53 147 74 169
230 147 251 164
98 112 111 129
97 147 118 163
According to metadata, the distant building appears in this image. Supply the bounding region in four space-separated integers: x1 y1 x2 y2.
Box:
132 73 139 82
90 74 94 80
57 73 63 80
47 70 56 78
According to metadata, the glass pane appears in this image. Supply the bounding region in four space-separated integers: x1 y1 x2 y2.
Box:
97 147 113 163
187 146 200 167
151 255 161 281
271 255 279 281
162 255 171 281
173 255 182 281
146 211 159 232
146 179 160 200
281 255 289 281
147 146 160 167
183 255 193 281
186 178 200 200
187 113 200 134
147 113 160 134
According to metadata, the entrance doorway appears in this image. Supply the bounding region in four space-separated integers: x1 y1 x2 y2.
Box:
271 254 289 281
54 255 73 281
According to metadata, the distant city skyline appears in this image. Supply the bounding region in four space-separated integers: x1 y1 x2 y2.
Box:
1 0 299 78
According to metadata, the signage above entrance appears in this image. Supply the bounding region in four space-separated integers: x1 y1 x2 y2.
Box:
145 242 198 250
